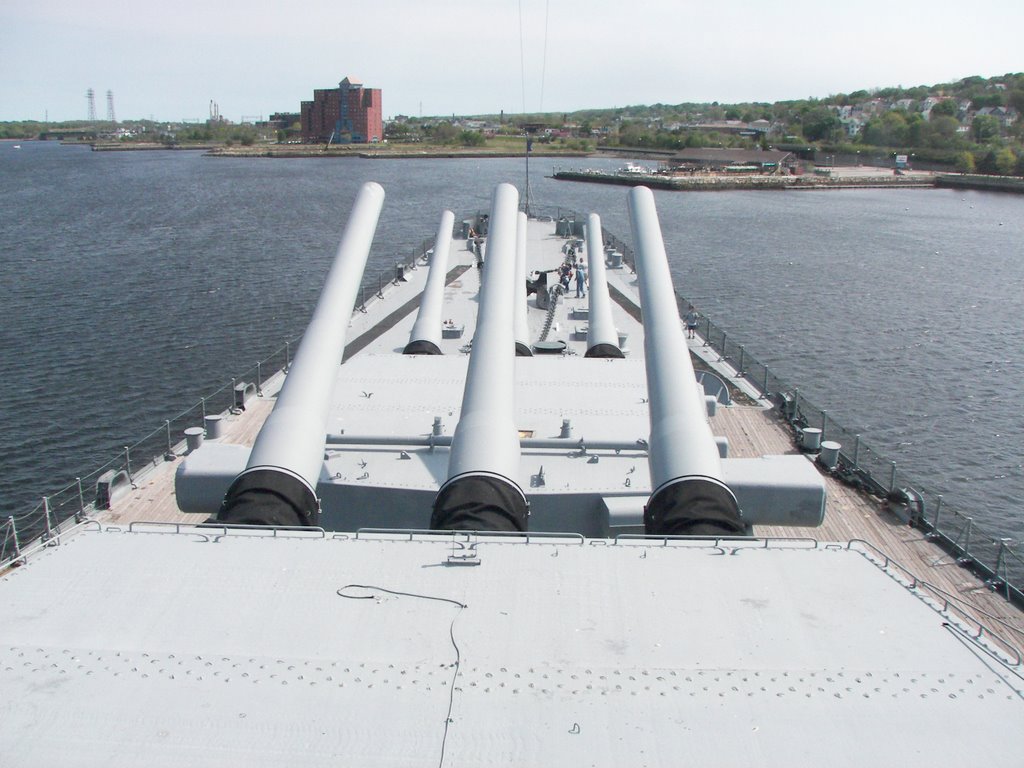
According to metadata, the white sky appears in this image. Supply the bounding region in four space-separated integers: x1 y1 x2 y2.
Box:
1 0 1021 122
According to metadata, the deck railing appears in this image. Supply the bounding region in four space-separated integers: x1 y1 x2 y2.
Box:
526 205 1024 604
1 243 429 568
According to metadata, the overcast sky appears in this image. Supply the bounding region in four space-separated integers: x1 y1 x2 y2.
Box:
2 0 1022 123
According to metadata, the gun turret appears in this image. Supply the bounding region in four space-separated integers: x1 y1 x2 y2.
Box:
404 210 454 355
431 184 529 531
584 213 625 358
217 182 385 526
627 186 744 536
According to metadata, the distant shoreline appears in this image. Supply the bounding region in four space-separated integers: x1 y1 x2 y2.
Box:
46 141 1024 194
85 141 587 160
203 145 589 160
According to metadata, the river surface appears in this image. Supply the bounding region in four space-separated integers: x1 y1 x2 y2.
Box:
2 141 1022 573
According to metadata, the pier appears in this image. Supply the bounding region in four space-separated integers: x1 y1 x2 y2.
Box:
553 166 938 191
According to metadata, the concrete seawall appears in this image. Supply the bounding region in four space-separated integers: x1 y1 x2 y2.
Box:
552 169 935 192
936 174 1024 194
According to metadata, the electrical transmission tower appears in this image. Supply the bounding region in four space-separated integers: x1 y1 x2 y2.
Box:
86 88 96 121
106 90 116 123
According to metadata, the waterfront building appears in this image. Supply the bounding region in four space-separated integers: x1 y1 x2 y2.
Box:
301 77 382 144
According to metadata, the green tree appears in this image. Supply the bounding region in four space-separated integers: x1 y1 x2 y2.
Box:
994 147 1017 175
801 106 840 142
955 151 976 172
930 99 958 118
458 130 486 147
926 116 961 148
430 122 458 143
972 114 1000 142
862 111 909 146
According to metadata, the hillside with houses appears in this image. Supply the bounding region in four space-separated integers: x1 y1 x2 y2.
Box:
389 73 1023 174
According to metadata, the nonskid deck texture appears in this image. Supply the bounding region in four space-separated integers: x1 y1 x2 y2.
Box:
91 214 1024 654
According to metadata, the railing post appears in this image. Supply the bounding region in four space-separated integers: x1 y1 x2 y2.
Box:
931 494 943 534
703 318 711 346
165 419 173 455
285 341 291 370
821 410 827 441
889 461 897 493
719 331 727 361
377 273 384 299
852 434 860 470
959 517 974 562
42 496 54 543
737 345 745 376
359 286 367 313
761 365 769 399
993 538 1012 600
793 388 800 421
201 397 207 423
256 361 263 396
7 516 22 563
76 477 86 522
124 446 134 484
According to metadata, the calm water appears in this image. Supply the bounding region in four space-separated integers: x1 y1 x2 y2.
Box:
2 142 1022 561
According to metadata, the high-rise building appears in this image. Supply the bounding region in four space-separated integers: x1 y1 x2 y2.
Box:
301 77 382 144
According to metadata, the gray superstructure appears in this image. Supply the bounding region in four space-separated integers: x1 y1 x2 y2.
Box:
2 183 1022 766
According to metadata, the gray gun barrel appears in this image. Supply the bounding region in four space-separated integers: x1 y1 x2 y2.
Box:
218 182 386 526
584 213 624 358
404 210 454 355
627 186 743 536
431 183 528 531
514 211 532 356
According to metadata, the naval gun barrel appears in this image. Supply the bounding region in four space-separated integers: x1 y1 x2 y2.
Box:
627 186 744 536
218 182 386 526
431 183 528 531
584 213 624 358
404 210 454 355
514 211 532 356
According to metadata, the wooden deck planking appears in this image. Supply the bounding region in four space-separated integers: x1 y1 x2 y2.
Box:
719 405 1024 649
96 395 276 527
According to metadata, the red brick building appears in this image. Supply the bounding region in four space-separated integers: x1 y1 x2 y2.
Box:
301 77 382 144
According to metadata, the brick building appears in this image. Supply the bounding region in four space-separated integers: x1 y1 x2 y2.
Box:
301 77 382 144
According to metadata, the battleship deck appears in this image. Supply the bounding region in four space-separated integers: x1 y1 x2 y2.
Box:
6 202 1023 765
90 214 1024 656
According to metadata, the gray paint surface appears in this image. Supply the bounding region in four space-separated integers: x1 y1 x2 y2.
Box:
1 529 1021 766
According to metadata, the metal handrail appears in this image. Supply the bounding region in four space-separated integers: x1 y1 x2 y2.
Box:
847 539 1022 666
354 527 586 545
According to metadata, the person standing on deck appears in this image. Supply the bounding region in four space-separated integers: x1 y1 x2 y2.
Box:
575 259 587 298
684 306 700 339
